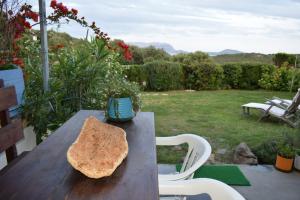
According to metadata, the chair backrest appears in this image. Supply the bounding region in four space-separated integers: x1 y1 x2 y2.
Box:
287 88 300 114
158 134 211 181
0 79 24 163
179 135 211 179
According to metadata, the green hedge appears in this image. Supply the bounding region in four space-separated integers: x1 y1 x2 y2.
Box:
222 63 242 89
123 65 147 88
124 62 300 92
183 62 223 90
239 63 263 89
143 61 184 91
222 63 276 90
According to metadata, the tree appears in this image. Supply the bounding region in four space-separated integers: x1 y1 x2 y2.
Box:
141 46 170 63
273 53 296 67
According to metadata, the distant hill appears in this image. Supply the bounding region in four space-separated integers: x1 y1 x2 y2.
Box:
130 42 188 55
207 49 243 56
212 53 274 64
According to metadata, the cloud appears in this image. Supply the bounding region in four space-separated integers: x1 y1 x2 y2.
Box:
32 0 300 53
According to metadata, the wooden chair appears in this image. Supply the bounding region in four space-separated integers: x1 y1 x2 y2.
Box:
0 79 24 164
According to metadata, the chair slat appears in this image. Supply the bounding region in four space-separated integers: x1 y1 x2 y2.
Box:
0 119 24 152
0 86 18 111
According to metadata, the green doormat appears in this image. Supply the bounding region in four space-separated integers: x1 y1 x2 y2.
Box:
176 165 251 186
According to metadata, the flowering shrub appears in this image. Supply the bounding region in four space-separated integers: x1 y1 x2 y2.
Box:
0 3 39 67
0 0 132 69
22 37 139 144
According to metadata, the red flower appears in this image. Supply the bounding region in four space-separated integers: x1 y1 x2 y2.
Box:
56 3 68 14
12 57 24 67
56 44 64 49
23 21 31 29
124 50 132 61
117 41 128 50
29 12 39 22
50 0 57 8
71 8 78 15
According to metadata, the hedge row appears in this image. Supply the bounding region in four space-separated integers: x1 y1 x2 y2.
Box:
124 62 300 92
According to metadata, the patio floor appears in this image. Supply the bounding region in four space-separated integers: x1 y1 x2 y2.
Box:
158 164 300 200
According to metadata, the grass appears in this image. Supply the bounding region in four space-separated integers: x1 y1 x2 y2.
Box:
141 90 299 163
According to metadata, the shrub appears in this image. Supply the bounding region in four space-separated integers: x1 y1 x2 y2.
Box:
239 63 263 89
143 61 184 91
222 63 242 89
123 65 147 89
259 65 300 91
258 64 276 90
173 52 223 90
253 140 279 164
183 62 224 90
23 39 141 144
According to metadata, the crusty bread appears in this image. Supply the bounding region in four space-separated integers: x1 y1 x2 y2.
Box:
67 116 128 179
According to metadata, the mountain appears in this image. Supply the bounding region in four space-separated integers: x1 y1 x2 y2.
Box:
129 42 188 55
207 49 243 56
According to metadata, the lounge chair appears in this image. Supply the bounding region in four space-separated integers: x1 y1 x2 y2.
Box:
265 89 300 109
159 178 245 200
157 134 211 181
242 89 300 128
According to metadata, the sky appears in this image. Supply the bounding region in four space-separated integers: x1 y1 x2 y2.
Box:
32 0 300 54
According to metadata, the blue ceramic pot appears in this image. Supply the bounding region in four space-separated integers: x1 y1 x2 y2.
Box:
0 66 24 117
107 97 135 122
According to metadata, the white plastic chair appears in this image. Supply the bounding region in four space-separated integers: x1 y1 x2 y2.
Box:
157 134 211 181
159 178 245 200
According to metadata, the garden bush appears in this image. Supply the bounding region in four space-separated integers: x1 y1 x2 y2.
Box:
143 61 184 91
221 63 274 90
239 63 264 89
183 62 224 90
22 38 141 143
123 64 147 89
222 63 242 89
259 65 300 92
173 52 223 90
252 139 279 164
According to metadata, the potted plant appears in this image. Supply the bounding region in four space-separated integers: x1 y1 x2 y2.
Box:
294 149 300 171
105 80 141 122
275 143 295 172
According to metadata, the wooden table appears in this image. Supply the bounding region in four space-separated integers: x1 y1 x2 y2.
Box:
0 111 159 200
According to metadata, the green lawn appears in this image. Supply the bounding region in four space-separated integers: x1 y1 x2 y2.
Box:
141 90 299 163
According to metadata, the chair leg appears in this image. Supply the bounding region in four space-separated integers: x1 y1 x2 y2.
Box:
258 113 269 122
282 118 300 128
242 107 250 115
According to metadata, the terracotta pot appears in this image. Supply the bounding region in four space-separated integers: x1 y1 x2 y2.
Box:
275 154 294 172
